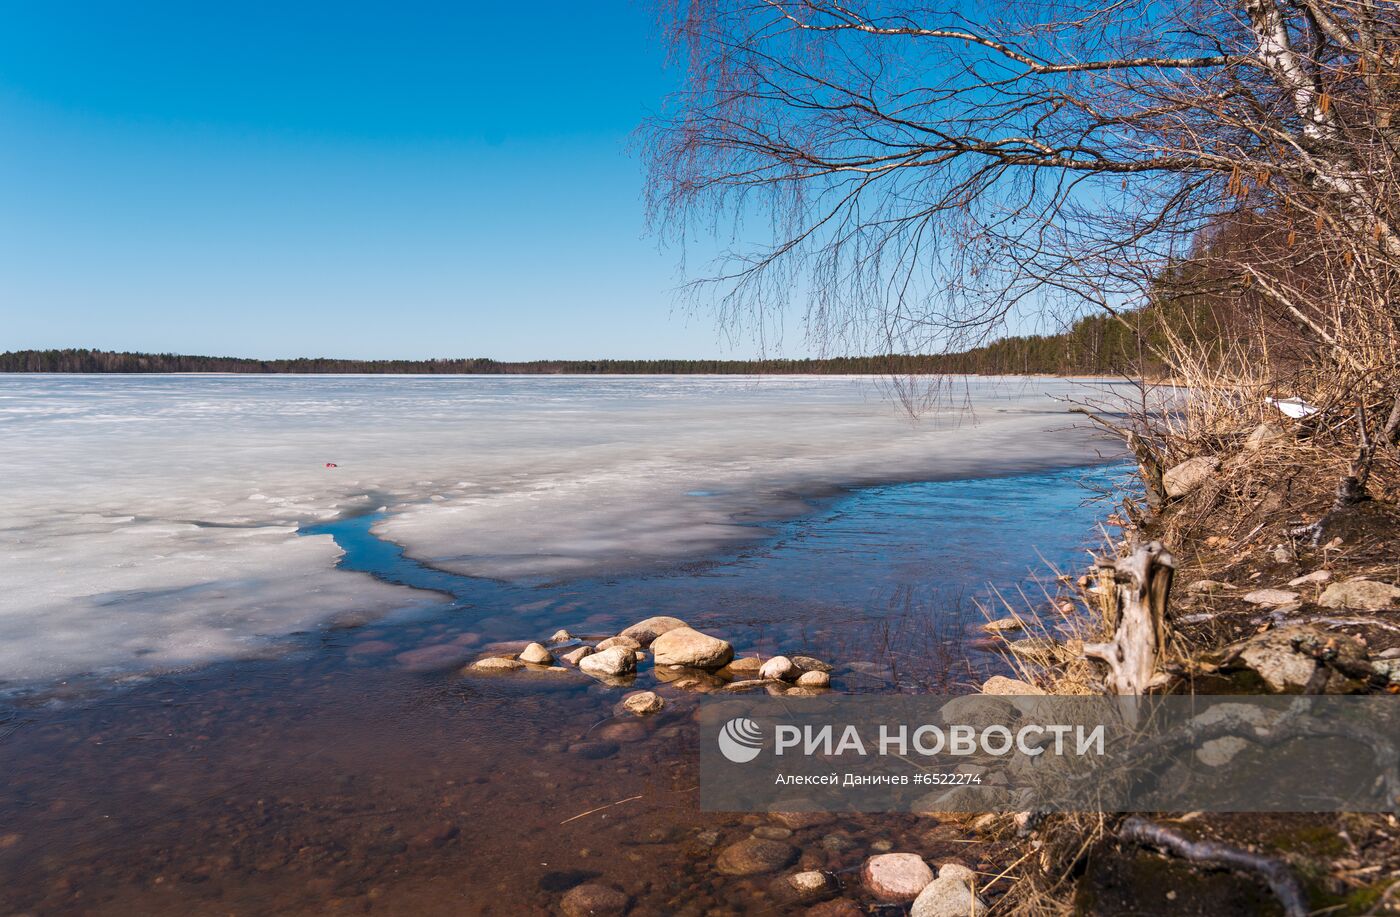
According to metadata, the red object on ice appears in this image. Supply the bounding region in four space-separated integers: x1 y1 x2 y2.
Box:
324 462 338 468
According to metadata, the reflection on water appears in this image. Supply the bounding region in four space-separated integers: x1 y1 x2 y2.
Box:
0 464 1122 915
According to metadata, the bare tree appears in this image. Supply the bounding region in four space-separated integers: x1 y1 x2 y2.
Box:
644 0 1400 426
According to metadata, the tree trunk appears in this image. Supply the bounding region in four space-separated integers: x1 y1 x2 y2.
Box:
1084 541 1176 696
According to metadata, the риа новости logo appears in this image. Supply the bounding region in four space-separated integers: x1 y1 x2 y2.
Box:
717 717 764 763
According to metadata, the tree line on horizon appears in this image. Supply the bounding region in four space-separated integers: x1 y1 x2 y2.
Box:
0 315 1178 376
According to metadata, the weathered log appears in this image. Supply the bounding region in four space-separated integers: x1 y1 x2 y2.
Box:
1083 541 1176 696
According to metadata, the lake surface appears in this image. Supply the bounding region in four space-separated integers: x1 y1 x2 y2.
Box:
0 374 1126 914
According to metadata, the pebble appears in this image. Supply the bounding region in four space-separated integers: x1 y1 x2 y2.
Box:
1242 588 1301 606
715 837 799 876
795 671 830 688
560 883 629 917
791 655 832 673
597 635 642 652
771 870 840 905
549 629 576 643
597 721 647 742
910 863 985 917
468 657 524 673
620 691 664 716
1288 570 1332 586
752 825 792 840
862 853 934 902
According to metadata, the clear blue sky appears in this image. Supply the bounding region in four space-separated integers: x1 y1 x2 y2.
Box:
0 2 766 360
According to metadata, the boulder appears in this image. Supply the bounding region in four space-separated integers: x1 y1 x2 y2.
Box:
1235 625 1367 692
468 656 524 673
1242 588 1300 606
1319 579 1400 610
651 627 734 669
760 655 797 680
910 863 985 917
578 646 637 678
560 882 629 917
620 691 664 716
1164 455 1220 499
618 615 688 646
561 646 594 666
518 642 553 665
548 629 575 643
795 670 830 688
715 837 798 876
597 635 642 652
861 853 934 902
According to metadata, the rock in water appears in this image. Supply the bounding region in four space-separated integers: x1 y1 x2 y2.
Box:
795 670 830 688
549 629 575 643
620 691 663 716
715 837 798 876
727 656 764 675
981 617 1024 633
760 655 797 680
597 635 642 652
578 646 636 678
469 656 524 673
650 627 734 669
561 646 594 666
560 882 629 917
770 870 840 905
911 863 985 917
618 615 688 645
861 853 934 902
1163 455 1219 498
805 900 863 917
791 655 832 673
1319 579 1400 609
518 642 553 665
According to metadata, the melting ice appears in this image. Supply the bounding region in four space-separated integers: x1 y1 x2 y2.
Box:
0 374 1124 686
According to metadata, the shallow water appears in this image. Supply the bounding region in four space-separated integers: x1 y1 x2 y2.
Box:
0 374 1123 688
0 463 1121 915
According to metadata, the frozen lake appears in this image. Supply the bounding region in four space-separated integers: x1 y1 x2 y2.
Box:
0 374 1120 688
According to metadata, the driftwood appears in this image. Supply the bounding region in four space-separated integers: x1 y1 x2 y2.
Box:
1118 817 1307 917
1083 542 1176 696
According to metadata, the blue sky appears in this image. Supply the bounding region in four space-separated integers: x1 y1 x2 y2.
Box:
0 2 766 360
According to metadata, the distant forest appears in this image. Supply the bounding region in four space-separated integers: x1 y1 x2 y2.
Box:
2 309 1187 376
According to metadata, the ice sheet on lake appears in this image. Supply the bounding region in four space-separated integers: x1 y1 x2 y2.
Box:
0 374 1124 687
